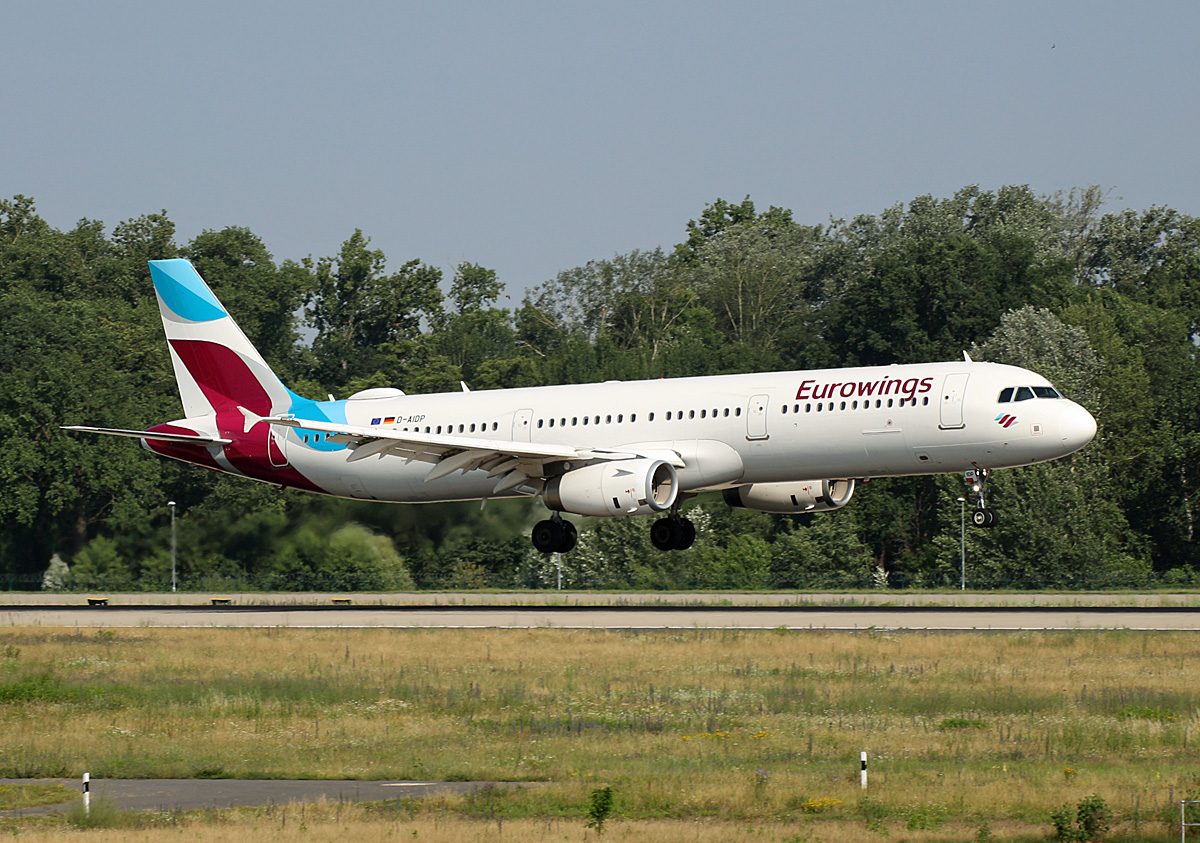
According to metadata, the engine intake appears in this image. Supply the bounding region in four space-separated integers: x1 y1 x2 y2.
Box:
722 479 855 513
544 459 678 517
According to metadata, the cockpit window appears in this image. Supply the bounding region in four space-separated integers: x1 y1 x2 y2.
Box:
1014 386 1035 401
998 387 1014 403
1033 386 1061 399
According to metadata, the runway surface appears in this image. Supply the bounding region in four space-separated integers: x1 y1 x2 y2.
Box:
0 778 519 816
3 602 1199 629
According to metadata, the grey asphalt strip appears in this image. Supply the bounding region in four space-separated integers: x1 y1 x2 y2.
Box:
3 605 1200 629
0 778 520 816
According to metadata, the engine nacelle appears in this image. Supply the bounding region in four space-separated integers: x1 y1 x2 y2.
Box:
544 459 679 517
722 479 855 514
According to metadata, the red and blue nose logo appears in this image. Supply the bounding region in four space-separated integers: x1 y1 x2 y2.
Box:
995 414 1017 428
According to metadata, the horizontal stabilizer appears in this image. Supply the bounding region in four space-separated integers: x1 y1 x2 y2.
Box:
62 426 232 446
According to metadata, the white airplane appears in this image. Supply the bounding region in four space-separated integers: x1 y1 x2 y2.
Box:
67 259 1097 553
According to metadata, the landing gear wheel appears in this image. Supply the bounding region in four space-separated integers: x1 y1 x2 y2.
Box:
971 507 999 528
559 519 578 553
651 516 696 551
650 518 679 551
532 519 564 553
675 518 696 550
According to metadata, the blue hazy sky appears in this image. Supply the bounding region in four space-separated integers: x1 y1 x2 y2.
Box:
4 2 1197 296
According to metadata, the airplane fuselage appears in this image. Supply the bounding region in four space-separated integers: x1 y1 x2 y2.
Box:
146 359 1094 503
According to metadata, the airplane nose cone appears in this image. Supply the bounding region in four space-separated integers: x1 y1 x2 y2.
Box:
1059 403 1097 453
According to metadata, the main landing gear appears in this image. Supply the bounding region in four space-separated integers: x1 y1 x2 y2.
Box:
531 513 578 554
531 510 697 553
966 468 1000 528
650 507 696 551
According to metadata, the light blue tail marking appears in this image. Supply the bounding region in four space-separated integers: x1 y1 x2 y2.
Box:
149 259 228 323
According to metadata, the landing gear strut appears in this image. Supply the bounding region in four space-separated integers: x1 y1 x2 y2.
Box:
966 468 999 528
531 513 578 553
650 507 696 551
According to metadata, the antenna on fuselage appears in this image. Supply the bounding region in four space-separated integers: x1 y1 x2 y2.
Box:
962 351 973 363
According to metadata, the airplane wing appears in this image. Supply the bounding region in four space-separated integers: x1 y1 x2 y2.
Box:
265 415 679 495
62 426 233 446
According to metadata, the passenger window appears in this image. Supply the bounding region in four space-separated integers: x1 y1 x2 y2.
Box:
537 419 543 428
806 403 812 413
1015 387 1034 401
648 412 655 421
665 412 672 421
470 423 476 432
617 414 623 423
631 414 636 422
582 416 589 425
840 401 846 410
689 410 695 419
606 414 613 423
998 387 1014 402
725 408 731 417
781 405 788 415
701 409 707 418
735 407 742 416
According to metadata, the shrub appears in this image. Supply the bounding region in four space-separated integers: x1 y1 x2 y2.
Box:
1051 793 1111 842
586 785 614 833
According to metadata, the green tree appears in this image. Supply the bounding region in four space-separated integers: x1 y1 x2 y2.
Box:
304 230 445 392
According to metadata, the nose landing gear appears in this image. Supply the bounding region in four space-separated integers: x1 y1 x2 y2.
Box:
966 468 999 528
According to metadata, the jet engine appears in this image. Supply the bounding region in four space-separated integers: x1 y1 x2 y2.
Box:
722 479 855 513
544 459 678 517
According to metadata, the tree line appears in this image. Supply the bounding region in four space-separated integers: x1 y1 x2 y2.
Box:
3 185 1199 591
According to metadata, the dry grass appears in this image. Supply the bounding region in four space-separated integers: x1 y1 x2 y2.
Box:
0 627 1197 840
0 800 1029 843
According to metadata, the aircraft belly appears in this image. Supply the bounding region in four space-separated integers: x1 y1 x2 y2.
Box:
672 439 745 489
861 427 915 473
740 425 863 482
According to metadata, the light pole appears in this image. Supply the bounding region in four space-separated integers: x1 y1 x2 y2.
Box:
956 497 966 591
168 501 177 593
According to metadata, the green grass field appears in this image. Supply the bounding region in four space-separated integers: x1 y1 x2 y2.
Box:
0 627 1197 841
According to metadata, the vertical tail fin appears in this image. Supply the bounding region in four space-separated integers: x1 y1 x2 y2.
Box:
149 259 290 418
